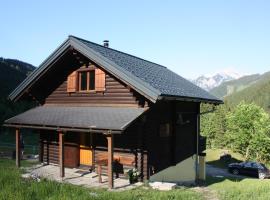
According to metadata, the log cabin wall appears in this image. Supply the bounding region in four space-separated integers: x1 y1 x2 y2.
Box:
93 120 143 178
44 73 145 107
40 131 80 168
141 100 199 178
39 123 144 178
141 101 173 177
39 101 199 180
173 101 198 163
28 49 148 107
41 131 59 165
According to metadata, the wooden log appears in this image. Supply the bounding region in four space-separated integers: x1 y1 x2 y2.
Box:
59 132 65 177
39 132 44 163
16 129 21 167
107 134 114 189
98 165 102 183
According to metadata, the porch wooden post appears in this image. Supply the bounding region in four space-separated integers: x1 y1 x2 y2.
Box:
15 129 21 167
39 131 43 163
59 131 65 178
106 134 114 189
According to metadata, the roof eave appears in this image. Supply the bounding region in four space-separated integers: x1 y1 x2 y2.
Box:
3 123 122 134
159 95 223 105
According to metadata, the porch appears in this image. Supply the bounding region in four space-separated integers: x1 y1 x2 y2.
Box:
4 106 147 189
22 163 142 190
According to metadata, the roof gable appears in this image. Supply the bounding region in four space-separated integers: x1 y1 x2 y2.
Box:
9 36 222 104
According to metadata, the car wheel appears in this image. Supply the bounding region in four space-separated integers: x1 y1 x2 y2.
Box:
232 169 239 175
259 172 266 179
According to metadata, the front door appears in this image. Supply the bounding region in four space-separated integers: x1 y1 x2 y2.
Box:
80 133 93 166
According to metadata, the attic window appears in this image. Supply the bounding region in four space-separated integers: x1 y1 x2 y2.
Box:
78 70 95 91
67 67 105 93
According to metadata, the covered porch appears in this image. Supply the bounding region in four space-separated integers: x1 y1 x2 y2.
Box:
4 105 147 189
22 163 142 190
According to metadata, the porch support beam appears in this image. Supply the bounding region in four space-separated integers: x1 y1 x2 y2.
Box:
106 134 114 189
59 131 65 178
15 129 21 167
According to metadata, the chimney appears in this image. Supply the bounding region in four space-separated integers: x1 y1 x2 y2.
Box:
103 40 109 47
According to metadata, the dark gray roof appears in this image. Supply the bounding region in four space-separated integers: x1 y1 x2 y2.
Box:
4 106 146 132
9 35 222 104
75 36 221 103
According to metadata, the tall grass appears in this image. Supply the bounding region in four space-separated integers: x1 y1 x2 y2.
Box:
0 159 201 200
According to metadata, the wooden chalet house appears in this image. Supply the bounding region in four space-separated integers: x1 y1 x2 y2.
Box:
4 36 222 188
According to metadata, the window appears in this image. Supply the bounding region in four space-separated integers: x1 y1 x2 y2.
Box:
89 70 95 90
67 67 105 93
159 123 171 137
244 162 252 168
79 70 95 91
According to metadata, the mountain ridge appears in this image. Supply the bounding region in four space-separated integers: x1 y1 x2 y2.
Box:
192 70 242 91
224 71 270 113
0 57 35 99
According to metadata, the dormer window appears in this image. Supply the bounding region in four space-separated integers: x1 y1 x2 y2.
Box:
67 67 105 93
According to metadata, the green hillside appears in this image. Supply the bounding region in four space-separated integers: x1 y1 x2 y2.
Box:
210 74 261 98
0 58 35 125
224 71 270 113
0 57 35 98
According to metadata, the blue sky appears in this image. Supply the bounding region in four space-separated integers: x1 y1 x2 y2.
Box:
1 0 270 79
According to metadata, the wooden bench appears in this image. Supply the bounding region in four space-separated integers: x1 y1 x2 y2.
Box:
96 154 135 183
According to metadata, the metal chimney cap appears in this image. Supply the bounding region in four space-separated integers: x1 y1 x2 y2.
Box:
103 40 109 47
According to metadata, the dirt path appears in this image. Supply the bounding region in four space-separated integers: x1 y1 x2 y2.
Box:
193 186 219 200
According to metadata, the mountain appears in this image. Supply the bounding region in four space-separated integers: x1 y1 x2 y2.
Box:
210 74 261 98
192 70 242 91
0 57 35 98
224 71 270 113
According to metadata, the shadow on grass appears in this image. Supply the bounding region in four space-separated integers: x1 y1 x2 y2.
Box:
201 155 249 187
202 175 246 187
207 156 243 169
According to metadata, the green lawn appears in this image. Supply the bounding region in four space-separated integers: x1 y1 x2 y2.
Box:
207 176 270 200
0 159 201 200
2 153 270 200
205 149 270 200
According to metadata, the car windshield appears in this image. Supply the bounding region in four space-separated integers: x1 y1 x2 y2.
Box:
260 163 268 170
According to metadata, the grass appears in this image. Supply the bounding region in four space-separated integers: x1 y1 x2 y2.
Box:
206 176 270 200
0 158 201 200
205 148 245 168
205 149 270 200
2 149 270 200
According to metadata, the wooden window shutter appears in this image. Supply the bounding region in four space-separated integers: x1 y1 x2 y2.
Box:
67 71 77 92
95 68 105 91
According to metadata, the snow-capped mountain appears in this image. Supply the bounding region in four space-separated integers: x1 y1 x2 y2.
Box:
192 70 243 91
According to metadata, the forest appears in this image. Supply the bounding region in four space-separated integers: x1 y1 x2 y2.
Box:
201 102 270 163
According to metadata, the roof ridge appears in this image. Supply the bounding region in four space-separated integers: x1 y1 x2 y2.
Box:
69 35 167 69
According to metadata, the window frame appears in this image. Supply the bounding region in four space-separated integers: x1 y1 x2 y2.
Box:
78 68 96 92
159 123 171 137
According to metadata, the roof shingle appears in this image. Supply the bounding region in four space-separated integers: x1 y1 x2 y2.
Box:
4 106 146 131
74 36 221 103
